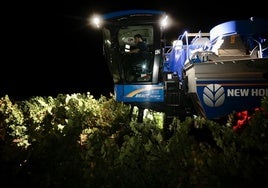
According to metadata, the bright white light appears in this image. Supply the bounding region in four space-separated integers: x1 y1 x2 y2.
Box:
160 15 169 28
142 64 146 69
125 44 130 49
125 44 130 52
89 14 103 28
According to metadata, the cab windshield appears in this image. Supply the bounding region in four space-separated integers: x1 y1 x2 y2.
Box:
103 25 155 84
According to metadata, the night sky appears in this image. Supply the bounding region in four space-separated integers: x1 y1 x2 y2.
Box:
3 1 267 101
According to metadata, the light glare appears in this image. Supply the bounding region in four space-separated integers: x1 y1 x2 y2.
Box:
90 15 103 28
160 15 168 28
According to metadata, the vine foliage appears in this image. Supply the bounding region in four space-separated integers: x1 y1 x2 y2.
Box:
0 94 267 187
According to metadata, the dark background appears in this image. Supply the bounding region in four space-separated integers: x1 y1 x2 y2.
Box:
2 1 267 100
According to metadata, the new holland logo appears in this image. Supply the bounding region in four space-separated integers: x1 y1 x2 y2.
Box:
203 84 225 107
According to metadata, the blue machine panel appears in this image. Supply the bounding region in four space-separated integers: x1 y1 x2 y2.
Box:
196 80 268 119
210 18 268 42
115 83 164 103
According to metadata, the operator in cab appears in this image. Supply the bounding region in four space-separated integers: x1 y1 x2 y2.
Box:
127 34 148 59
123 34 151 82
